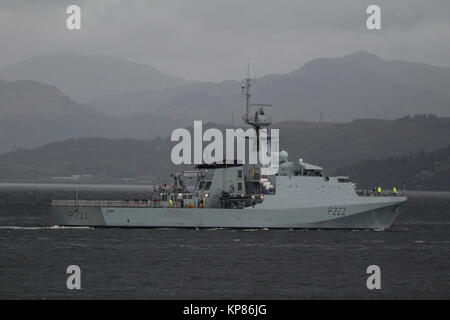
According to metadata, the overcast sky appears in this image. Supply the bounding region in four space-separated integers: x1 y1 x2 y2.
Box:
0 0 449 81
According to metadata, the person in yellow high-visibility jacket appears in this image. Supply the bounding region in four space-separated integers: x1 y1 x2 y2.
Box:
393 187 397 195
377 186 382 195
169 199 173 207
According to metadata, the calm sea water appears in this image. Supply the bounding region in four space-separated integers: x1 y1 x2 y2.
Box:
0 183 449 299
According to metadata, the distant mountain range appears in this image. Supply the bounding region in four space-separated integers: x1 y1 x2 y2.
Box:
1 52 450 124
0 79 96 119
0 137 168 181
0 53 189 102
90 51 450 122
276 115 450 172
1 116 449 186
336 144 450 191
0 80 183 153
1 51 450 155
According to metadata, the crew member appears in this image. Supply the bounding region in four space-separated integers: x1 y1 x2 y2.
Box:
377 186 382 195
393 187 397 195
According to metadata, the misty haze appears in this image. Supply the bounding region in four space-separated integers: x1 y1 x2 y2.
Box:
0 0 450 301
0 1 449 188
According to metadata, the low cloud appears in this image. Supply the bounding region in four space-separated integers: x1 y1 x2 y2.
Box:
0 0 449 80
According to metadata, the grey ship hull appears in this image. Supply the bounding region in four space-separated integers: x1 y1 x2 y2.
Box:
52 198 405 229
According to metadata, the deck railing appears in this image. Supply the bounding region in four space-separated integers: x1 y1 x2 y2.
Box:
356 190 403 197
51 199 193 208
52 200 152 208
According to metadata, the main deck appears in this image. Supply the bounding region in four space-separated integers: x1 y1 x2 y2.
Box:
52 199 152 208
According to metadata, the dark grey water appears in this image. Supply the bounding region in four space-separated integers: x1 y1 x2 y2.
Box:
0 184 449 299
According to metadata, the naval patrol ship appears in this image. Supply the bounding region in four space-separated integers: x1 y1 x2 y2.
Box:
52 75 407 229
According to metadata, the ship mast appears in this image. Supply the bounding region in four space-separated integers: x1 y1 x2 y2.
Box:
242 61 251 121
241 62 272 153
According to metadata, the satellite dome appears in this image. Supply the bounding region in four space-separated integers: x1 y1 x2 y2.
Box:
279 150 289 163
